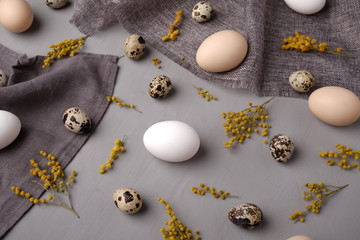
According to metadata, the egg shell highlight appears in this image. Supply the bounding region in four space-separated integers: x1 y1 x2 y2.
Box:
196 30 248 73
308 86 360 126
0 110 21 150
143 121 200 162
287 235 313 240
284 0 326 15
0 0 34 33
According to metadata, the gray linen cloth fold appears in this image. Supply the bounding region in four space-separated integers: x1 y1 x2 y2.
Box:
70 0 359 97
0 44 119 237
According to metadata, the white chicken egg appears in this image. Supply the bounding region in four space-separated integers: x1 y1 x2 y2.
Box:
143 121 200 162
0 110 21 150
284 0 326 15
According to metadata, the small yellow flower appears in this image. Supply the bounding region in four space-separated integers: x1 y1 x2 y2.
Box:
194 86 218 102
191 183 237 200
107 96 142 113
319 144 360 170
151 57 162 68
162 11 183 42
158 197 201 240
99 137 126 174
223 98 274 148
290 182 348 223
282 31 356 58
42 36 87 68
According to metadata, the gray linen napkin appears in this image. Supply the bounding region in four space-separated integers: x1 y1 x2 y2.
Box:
70 0 360 97
0 44 119 237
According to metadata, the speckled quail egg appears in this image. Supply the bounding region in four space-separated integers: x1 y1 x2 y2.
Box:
269 134 295 162
62 107 91 134
192 1 214 22
44 0 68 9
228 203 263 229
124 34 146 60
113 187 142 214
0 70 8 87
149 75 172 99
289 70 315 92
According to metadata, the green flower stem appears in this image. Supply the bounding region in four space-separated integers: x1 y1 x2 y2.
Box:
293 184 348 223
323 184 349 198
62 203 80 218
325 50 357 59
200 188 238 198
47 202 80 218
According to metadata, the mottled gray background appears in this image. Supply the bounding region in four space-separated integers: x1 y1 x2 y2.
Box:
1 1 360 240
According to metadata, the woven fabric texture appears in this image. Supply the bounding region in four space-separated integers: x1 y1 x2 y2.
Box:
70 0 360 98
0 44 119 237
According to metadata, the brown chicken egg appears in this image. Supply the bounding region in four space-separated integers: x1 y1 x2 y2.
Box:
0 0 34 33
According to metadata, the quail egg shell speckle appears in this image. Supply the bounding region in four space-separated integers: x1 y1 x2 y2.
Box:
269 134 295 162
289 70 315 92
228 203 263 229
45 0 67 8
149 75 172 99
124 34 146 60
62 107 91 134
192 1 214 22
0 70 8 87
113 187 142 214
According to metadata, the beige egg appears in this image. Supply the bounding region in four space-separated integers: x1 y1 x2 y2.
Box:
287 235 313 240
0 0 34 33
308 86 360 126
196 30 248 72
